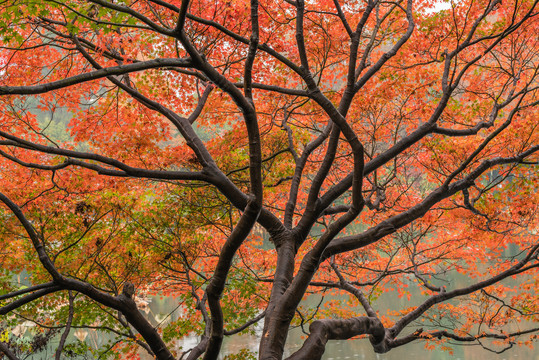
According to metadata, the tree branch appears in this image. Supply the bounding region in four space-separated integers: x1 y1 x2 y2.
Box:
0 58 192 95
286 317 386 360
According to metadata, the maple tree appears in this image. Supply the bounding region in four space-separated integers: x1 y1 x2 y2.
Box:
0 0 538 359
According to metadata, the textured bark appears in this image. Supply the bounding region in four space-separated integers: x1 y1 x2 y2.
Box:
286 317 387 360
0 1 538 360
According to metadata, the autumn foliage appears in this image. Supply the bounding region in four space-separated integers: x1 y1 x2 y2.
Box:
0 0 538 359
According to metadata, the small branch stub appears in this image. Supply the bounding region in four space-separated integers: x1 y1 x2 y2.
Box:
122 282 135 298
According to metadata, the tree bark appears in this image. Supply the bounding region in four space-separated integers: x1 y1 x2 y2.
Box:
286 317 387 360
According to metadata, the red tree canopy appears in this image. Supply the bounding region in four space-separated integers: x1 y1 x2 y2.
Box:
0 0 538 359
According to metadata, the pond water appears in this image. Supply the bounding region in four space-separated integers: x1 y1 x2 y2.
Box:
11 254 538 360
13 288 538 360
130 244 539 360
138 293 539 360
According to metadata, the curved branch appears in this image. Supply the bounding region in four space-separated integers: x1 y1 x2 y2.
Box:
0 136 207 181
0 58 192 95
0 192 175 360
391 327 539 349
203 199 261 360
389 243 539 338
0 286 62 315
323 146 539 258
224 311 265 335
189 84 215 124
0 192 62 280
285 317 386 360
0 282 57 301
0 342 20 360
86 0 174 35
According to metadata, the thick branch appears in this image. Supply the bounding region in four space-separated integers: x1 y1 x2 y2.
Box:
0 342 20 360
389 243 539 338
0 286 62 315
286 317 386 360
203 200 261 360
0 192 174 360
392 327 539 348
0 58 192 95
0 282 57 301
0 142 207 181
323 146 539 258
